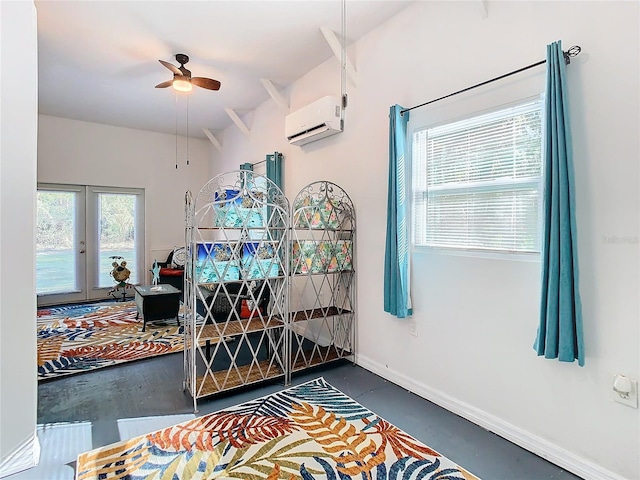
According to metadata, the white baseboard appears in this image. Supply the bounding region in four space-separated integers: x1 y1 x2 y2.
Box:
0 432 39 479
356 354 628 480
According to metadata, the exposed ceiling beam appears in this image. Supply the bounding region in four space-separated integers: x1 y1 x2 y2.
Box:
260 78 289 113
202 128 222 151
320 26 357 87
478 0 488 18
224 108 251 136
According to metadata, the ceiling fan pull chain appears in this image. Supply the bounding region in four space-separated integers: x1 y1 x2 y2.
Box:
186 96 190 166
175 91 179 169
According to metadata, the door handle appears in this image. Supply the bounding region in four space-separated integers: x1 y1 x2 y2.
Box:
79 249 86 254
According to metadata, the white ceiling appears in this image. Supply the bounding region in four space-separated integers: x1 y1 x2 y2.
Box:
36 1 412 139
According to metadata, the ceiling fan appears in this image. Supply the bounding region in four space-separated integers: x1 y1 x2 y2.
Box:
155 54 221 92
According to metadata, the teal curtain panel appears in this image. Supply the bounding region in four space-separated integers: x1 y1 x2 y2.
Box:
384 105 412 318
535 41 584 366
266 152 283 190
266 152 283 236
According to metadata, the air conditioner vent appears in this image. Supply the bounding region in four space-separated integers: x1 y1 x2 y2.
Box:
285 96 342 146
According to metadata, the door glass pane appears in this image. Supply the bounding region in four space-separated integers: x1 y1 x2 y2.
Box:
98 193 138 287
36 191 77 294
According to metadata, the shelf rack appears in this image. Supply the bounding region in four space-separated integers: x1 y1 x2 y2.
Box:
183 170 289 412
183 175 355 411
288 180 356 383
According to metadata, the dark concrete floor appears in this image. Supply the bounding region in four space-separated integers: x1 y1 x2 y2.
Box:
38 353 583 480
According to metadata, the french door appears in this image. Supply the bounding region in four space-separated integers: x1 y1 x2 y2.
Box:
36 184 145 306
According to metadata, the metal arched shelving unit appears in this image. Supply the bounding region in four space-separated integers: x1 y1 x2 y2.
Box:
288 181 356 383
183 170 289 412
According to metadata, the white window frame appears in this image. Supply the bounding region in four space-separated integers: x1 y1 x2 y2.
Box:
410 96 544 259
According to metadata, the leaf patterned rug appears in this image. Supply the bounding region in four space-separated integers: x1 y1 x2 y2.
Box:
37 301 184 381
76 377 480 480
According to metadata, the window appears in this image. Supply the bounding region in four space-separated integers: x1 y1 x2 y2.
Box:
95 191 140 287
37 184 145 305
412 99 543 253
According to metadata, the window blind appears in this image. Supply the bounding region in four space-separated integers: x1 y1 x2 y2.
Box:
412 99 542 253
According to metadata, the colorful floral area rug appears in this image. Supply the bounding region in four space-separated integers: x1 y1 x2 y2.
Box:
38 301 184 381
76 377 479 480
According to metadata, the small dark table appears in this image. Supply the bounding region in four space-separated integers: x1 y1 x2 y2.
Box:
134 284 181 331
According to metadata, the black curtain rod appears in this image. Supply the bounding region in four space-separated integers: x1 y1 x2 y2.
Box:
400 45 581 116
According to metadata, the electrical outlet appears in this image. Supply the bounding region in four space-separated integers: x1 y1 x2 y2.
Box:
612 375 638 408
409 318 418 337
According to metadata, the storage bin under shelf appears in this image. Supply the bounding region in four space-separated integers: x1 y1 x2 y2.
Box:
213 189 267 229
291 240 353 274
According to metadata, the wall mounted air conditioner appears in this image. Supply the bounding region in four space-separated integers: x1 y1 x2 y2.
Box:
285 95 343 146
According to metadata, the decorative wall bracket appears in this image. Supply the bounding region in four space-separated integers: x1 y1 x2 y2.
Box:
225 108 251 136
320 26 357 87
202 128 222 151
260 79 289 113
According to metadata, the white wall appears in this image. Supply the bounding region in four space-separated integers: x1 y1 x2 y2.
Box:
0 1 39 476
38 116 214 280
213 2 639 479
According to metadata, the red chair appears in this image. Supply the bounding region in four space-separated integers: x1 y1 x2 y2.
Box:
158 249 184 292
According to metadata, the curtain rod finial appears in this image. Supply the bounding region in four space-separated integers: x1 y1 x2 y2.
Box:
564 45 581 64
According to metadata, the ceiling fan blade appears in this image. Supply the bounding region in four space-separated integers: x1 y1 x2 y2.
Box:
159 59 182 76
191 77 221 91
155 80 174 88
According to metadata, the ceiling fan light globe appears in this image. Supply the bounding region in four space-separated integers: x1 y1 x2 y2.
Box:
173 79 192 92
